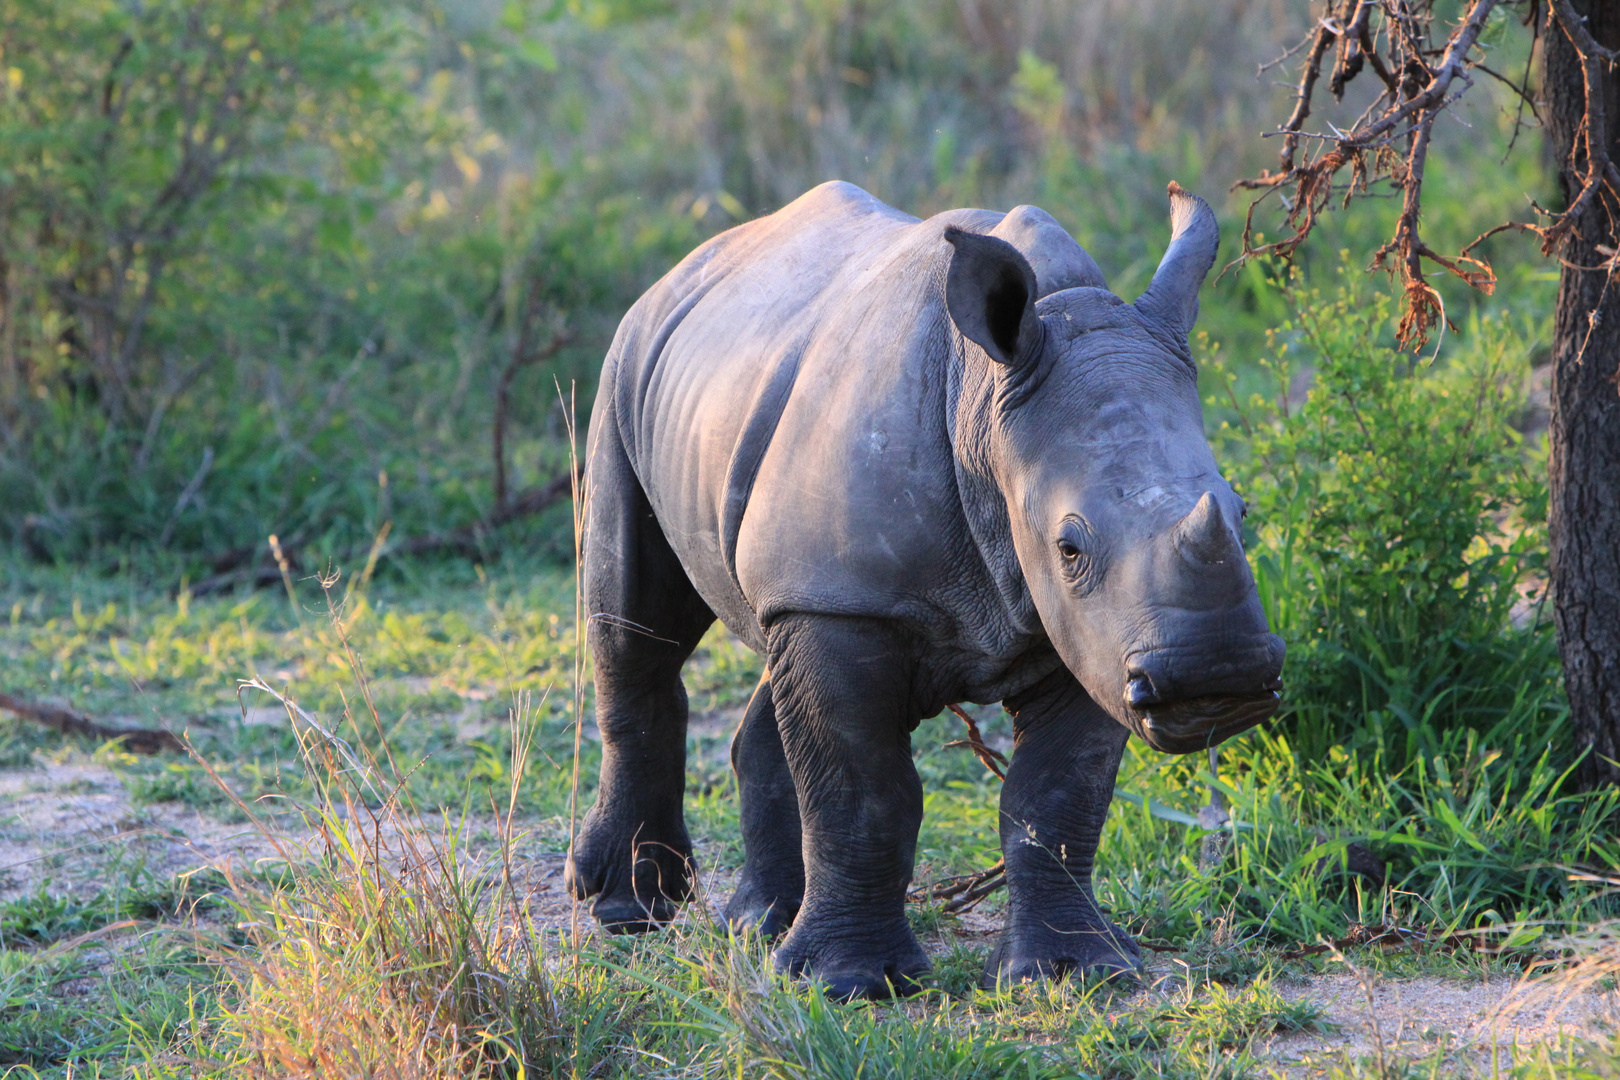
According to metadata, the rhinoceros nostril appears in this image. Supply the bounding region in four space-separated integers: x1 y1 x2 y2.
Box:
1124 675 1160 709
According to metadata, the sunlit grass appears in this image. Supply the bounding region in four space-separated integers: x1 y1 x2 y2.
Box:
0 552 1613 1076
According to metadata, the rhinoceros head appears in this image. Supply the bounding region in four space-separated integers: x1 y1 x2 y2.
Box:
944 185 1284 753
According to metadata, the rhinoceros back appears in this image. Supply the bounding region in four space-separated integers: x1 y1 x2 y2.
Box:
593 182 1030 650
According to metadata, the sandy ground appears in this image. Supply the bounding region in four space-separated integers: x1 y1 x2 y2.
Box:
2 754 1615 1073
1263 971 1617 1072
0 760 292 899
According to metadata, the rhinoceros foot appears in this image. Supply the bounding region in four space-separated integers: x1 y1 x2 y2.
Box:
564 806 694 934
724 877 800 939
773 916 931 1000
981 920 1141 989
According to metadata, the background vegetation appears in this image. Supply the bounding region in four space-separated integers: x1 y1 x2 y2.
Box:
1 0 1616 1077
0 0 1551 562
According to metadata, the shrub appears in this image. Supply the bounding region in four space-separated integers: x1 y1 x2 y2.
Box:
1208 263 1557 774
1088 265 1620 945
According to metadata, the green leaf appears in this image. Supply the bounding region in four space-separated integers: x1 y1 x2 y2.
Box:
517 37 557 70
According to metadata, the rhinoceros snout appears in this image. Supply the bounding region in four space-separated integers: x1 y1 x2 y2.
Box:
1126 633 1284 700
1121 635 1285 753
1124 672 1161 709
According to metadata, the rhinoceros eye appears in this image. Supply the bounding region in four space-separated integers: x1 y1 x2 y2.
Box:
1055 517 1099 591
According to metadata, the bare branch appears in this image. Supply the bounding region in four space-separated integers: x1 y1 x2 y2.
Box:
1278 16 1343 173
1474 60 1542 123
189 469 580 597
1343 0 1502 149
1355 3 1402 97
1550 0 1619 62
1539 0 1619 253
1233 0 1531 346
1383 111 1446 345
493 282 569 512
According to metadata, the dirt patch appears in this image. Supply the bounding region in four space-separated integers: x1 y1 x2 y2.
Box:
1263 971 1616 1068
0 760 291 901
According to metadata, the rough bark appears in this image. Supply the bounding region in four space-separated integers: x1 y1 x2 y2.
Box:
1544 0 1620 790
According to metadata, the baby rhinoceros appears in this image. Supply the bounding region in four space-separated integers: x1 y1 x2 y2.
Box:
564 180 1284 999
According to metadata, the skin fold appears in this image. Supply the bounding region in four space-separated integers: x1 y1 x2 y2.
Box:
563 181 1284 999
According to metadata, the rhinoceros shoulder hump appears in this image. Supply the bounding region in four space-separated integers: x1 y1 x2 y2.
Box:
777 180 920 229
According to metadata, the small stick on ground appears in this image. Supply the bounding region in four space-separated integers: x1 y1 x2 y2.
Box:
911 859 1008 915
917 703 1012 912
0 692 183 754
944 703 1007 780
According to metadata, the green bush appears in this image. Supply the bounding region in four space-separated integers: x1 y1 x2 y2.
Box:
0 0 1551 568
1209 263 1556 772
0 0 695 562
1082 264 1620 947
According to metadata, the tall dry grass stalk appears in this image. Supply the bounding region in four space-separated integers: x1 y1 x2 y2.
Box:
1491 900 1620 1072
172 575 576 1078
149 389 616 1078
557 379 588 951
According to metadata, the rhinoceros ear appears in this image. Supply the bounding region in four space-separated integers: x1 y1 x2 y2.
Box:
1134 182 1219 339
943 226 1042 368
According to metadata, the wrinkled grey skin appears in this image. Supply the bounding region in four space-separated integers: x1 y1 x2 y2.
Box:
564 181 1284 999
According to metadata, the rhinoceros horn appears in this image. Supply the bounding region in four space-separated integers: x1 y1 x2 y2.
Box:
1134 182 1219 339
1174 491 1241 566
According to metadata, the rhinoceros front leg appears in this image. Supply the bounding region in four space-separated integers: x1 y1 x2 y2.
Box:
984 671 1138 987
766 615 930 1000
565 425 715 933
725 671 805 938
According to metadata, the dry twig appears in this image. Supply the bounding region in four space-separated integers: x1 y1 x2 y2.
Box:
909 705 1012 911
189 468 576 596
1233 0 1619 348
909 859 1008 915
944 703 1008 780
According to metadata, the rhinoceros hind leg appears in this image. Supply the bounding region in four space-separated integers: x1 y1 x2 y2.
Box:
565 420 715 933
981 671 1139 988
724 672 804 939
764 615 932 999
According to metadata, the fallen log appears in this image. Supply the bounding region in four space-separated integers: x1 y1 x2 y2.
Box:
0 692 184 754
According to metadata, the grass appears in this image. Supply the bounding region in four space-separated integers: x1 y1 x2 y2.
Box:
0 869 230 948
0 930 214 1074
0 548 1614 1078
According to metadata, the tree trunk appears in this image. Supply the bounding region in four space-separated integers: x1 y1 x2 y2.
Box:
1544 0 1620 789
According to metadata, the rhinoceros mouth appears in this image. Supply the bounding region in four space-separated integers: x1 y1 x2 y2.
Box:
1132 689 1280 755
